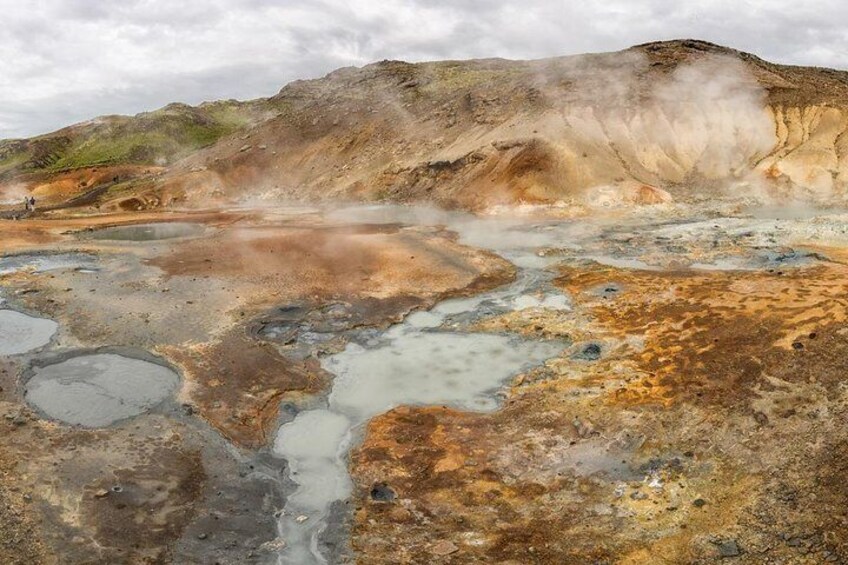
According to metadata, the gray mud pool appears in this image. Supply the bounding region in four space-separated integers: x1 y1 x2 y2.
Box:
0 310 58 355
25 353 180 427
81 222 205 241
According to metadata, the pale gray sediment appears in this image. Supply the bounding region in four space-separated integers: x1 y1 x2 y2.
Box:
0 309 58 356
25 351 180 427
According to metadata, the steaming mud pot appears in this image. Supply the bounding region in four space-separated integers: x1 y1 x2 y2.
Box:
80 221 206 241
0 310 58 355
25 353 180 427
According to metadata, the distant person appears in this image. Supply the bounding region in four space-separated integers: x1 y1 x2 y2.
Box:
29 197 36 211
24 197 30 212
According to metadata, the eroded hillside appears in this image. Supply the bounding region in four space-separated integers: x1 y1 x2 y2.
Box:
1 40 847 215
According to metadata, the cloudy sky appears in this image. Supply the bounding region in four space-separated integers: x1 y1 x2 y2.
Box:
1 0 845 138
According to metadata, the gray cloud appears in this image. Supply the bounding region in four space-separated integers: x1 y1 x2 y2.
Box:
0 0 845 138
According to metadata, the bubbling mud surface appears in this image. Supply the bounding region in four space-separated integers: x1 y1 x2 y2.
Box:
81 222 206 241
0 310 58 355
25 353 180 427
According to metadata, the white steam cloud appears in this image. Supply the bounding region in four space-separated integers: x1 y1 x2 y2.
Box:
558 53 776 183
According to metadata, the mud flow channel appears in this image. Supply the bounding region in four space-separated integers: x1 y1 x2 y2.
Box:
273 206 575 564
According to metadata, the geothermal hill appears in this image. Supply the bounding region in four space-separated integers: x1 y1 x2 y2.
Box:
2 39 848 213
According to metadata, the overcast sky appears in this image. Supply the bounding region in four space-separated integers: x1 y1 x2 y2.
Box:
1 0 845 138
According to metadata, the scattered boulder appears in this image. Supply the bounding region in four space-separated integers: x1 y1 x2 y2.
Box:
573 343 602 361
370 482 396 502
431 540 459 556
716 539 740 558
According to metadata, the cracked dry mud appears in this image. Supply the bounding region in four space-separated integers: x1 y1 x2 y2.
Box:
1 203 848 565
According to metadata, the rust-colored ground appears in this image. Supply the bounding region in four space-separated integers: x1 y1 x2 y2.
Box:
350 258 848 564
148 223 511 303
164 331 323 448
0 165 162 210
557 262 848 409
0 209 252 252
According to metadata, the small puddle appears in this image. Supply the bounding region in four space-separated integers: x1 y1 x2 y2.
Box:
0 252 98 275
754 248 825 269
0 310 58 355
25 353 180 427
81 222 206 242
